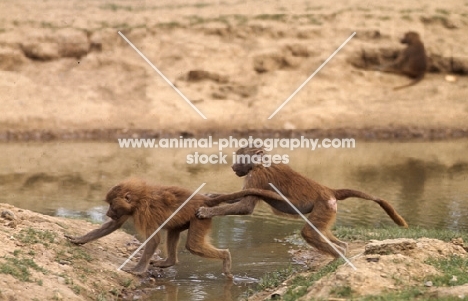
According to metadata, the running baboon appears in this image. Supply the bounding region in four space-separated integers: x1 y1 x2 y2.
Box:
197 148 408 258
378 31 427 89
65 178 284 278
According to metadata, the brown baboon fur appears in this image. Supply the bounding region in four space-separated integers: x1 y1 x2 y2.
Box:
65 178 285 278
378 31 427 90
197 148 408 258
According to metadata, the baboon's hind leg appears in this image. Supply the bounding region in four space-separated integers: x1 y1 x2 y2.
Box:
301 201 347 257
186 218 233 279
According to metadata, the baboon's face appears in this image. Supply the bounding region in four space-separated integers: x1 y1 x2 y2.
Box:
231 148 262 177
231 162 253 177
105 186 134 220
400 32 419 44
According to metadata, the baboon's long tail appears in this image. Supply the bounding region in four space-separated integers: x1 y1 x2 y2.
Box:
334 189 408 228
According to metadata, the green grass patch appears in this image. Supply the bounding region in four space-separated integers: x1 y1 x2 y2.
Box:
0 256 47 282
57 247 93 263
436 8 450 15
426 255 468 286
254 14 287 22
72 285 83 295
358 287 468 300
281 260 343 301
330 285 353 297
157 21 183 29
122 278 133 288
334 226 468 242
99 3 134 12
359 288 425 300
401 15 413 21
257 265 295 289
194 2 210 9
14 228 56 246
379 15 391 20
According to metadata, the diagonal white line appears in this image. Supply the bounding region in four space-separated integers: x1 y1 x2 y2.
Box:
268 32 356 119
117 183 206 271
118 31 207 119
268 183 357 270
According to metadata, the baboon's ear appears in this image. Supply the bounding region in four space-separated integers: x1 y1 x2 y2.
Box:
124 193 131 203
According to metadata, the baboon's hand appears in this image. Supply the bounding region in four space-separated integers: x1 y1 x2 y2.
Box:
64 234 86 245
196 207 212 219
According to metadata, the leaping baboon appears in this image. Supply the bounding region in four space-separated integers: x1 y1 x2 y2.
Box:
197 148 408 258
65 178 285 278
378 31 427 90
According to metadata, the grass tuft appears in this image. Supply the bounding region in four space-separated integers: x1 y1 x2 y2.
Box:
426 255 468 286
14 228 56 246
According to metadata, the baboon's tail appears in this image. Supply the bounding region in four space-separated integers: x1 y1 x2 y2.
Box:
334 189 408 228
393 74 424 90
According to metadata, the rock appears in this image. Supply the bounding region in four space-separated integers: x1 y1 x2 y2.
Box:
356 29 382 40
6 221 17 228
451 58 468 75
57 277 66 284
364 238 417 255
187 70 228 83
54 292 63 300
445 75 457 82
218 84 258 98
21 42 59 60
56 29 89 58
425 281 433 287
21 28 90 60
253 50 292 73
1 210 16 221
270 286 288 299
284 44 310 57
88 31 103 52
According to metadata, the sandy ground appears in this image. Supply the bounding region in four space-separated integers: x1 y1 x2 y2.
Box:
0 203 139 300
0 0 467 138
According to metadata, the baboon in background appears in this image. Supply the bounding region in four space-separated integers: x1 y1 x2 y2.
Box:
378 31 427 90
197 148 408 258
65 178 285 278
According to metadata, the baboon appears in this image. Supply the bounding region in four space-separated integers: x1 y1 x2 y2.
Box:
378 31 427 90
197 148 408 258
65 178 284 278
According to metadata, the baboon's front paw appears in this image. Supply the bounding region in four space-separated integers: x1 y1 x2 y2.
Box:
64 234 85 245
196 207 212 219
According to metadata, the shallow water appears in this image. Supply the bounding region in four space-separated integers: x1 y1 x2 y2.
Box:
1 140 467 299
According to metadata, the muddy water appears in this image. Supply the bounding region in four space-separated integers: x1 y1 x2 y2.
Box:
1 141 468 299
